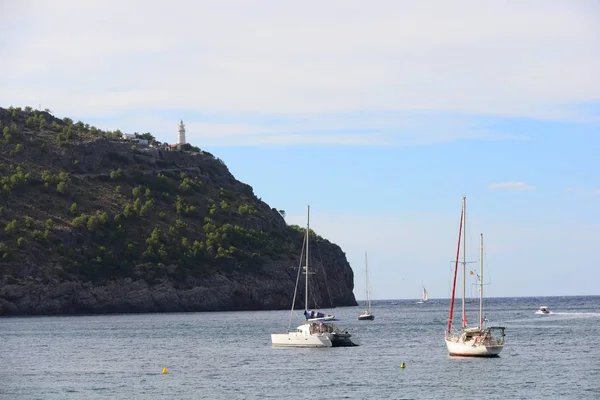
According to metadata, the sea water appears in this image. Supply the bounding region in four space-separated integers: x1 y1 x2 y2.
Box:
2 296 599 399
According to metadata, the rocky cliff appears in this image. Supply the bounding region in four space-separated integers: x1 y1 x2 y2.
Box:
0 106 357 315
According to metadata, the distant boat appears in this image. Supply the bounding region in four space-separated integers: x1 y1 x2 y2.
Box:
358 251 374 321
271 205 358 348
416 283 429 304
444 196 505 357
535 306 551 315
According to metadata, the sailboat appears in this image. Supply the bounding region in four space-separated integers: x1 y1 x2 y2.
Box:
416 283 428 304
358 251 374 321
444 196 505 357
271 205 358 348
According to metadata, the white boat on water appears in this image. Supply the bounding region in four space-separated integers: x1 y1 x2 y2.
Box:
358 251 374 321
444 196 505 357
271 205 358 348
535 306 551 315
416 283 428 304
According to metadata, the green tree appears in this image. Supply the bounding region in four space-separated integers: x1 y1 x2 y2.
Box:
139 199 155 217
87 215 99 231
98 211 109 225
70 202 78 215
132 185 142 197
56 181 67 194
4 220 17 235
110 169 122 180
123 204 134 218
3 127 11 143
72 214 88 228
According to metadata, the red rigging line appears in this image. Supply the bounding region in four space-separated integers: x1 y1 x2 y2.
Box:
447 206 463 335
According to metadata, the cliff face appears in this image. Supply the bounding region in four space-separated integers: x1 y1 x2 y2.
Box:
0 106 357 315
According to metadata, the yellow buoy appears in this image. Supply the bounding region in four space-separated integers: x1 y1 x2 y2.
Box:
400 362 406 369
162 367 169 374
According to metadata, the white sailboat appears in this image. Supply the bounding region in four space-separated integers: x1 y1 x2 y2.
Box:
444 196 505 357
271 205 358 348
358 251 374 321
416 283 428 304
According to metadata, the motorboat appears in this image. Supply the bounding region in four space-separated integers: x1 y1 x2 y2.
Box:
535 306 551 315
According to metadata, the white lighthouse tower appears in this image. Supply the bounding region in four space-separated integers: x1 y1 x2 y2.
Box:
177 120 186 145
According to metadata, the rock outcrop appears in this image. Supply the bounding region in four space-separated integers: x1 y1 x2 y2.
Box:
0 106 357 315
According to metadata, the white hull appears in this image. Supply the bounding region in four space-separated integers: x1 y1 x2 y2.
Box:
535 306 550 315
445 338 504 357
271 323 335 348
271 332 332 348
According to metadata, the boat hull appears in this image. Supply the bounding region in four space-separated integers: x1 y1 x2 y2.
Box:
331 332 359 347
358 313 374 321
271 332 332 348
445 339 504 357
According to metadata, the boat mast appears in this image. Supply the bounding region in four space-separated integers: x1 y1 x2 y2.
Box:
447 203 464 335
479 233 484 329
462 196 467 329
305 205 310 313
365 251 370 312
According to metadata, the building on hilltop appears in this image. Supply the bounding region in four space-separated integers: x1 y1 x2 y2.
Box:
177 120 186 145
120 132 148 146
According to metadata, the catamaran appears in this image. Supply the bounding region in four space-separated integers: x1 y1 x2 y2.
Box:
271 205 358 348
445 196 505 357
358 251 374 321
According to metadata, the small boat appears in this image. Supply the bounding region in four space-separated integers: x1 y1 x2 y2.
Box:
444 196 505 357
535 306 551 315
416 283 428 304
271 205 359 348
358 251 374 321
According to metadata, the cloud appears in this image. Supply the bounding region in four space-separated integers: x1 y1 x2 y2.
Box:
1 0 599 125
488 182 535 191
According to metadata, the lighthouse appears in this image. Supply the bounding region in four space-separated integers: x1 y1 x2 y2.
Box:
177 120 186 145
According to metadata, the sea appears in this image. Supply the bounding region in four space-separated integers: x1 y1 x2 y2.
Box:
1 296 599 399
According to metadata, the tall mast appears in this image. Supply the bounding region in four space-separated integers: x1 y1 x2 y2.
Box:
305 205 310 312
462 196 466 328
479 233 484 329
446 204 463 335
365 251 370 311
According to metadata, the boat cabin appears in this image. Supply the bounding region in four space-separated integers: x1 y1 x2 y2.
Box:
460 327 506 346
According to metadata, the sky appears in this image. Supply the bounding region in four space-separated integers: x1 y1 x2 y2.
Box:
1 0 599 300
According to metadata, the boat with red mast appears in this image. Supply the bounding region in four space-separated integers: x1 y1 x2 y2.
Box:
444 196 505 357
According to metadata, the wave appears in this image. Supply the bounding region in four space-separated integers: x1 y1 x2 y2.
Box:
549 312 600 316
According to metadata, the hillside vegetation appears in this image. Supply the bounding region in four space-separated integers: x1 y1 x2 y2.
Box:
0 106 357 315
